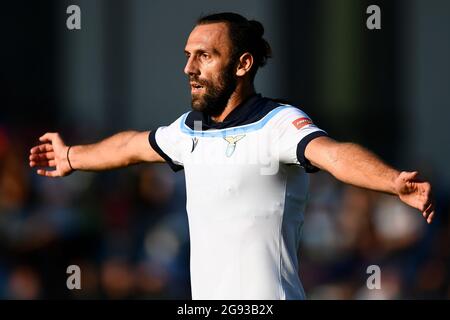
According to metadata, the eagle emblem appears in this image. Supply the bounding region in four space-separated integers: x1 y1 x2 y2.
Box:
223 135 245 157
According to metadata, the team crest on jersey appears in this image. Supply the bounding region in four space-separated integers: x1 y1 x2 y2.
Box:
292 117 313 130
223 135 245 157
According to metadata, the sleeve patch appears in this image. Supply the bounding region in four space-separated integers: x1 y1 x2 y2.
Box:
292 117 313 130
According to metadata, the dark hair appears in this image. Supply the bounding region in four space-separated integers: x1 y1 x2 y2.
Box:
196 12 272 79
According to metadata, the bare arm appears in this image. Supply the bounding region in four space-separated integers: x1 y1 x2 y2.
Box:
29 131 164 177
305 136 435 223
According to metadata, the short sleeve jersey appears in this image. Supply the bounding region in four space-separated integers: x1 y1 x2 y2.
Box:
149 94 327 299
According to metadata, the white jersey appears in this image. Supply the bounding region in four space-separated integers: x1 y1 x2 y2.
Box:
148 95 327 299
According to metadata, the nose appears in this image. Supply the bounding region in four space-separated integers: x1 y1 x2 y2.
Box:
184 56 199 76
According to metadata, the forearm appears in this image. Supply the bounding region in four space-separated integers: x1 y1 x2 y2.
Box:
306 137 401 195
326 142 400 195
69 131 142 171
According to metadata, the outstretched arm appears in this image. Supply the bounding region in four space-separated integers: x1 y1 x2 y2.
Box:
305 136 435 224
29 131 164 177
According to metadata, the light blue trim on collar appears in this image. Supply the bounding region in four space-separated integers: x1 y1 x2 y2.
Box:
179 106 291 138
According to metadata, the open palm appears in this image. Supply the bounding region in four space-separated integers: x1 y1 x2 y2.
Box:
29 132 72 177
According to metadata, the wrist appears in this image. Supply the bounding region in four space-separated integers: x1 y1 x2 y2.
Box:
390 170 402 195
67 145 75 172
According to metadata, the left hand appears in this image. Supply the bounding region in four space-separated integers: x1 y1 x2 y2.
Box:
394 171 435 224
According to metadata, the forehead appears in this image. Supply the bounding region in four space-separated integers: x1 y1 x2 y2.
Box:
185 22 231 54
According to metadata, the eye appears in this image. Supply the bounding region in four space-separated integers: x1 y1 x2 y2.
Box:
200 52 210 60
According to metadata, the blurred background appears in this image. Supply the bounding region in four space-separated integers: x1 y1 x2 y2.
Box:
0 0 449 299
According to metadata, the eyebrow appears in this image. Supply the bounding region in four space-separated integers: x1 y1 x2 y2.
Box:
184 47 221 56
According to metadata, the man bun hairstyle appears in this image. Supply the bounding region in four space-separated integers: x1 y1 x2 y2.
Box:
197 12 272 79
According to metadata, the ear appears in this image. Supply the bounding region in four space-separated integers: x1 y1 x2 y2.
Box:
236 53 254 77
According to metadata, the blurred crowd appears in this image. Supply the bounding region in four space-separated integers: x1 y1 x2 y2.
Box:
302 170 449 299
0 124 448 299
0 125 190 299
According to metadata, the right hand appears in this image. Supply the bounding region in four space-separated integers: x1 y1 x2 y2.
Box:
29 132 73 177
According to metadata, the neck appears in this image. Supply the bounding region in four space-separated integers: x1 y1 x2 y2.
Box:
211 82 256 123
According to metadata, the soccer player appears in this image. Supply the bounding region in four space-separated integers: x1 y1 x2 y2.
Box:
29 13 434 300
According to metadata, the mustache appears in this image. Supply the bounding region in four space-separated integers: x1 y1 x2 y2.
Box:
189 76 209 86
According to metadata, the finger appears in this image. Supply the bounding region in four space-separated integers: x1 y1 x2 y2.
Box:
427 211 435 224
423 201 434 217
419 184 433 210
29 154 40 161
419 181 431 194
39 132 56 143
422 200 432 214
29 159 56 167
30 160 56 167
29 151 55 161
417 194 432 212
36 169 60 177
30 144 53 154
421 201 434 221
402 171 419 182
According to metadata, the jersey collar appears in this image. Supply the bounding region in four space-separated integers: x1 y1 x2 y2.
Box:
185 94 276 130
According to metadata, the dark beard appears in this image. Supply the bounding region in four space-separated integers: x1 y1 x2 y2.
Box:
190 61 237 118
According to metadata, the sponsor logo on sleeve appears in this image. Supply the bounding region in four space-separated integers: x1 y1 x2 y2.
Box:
292 117 313 129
